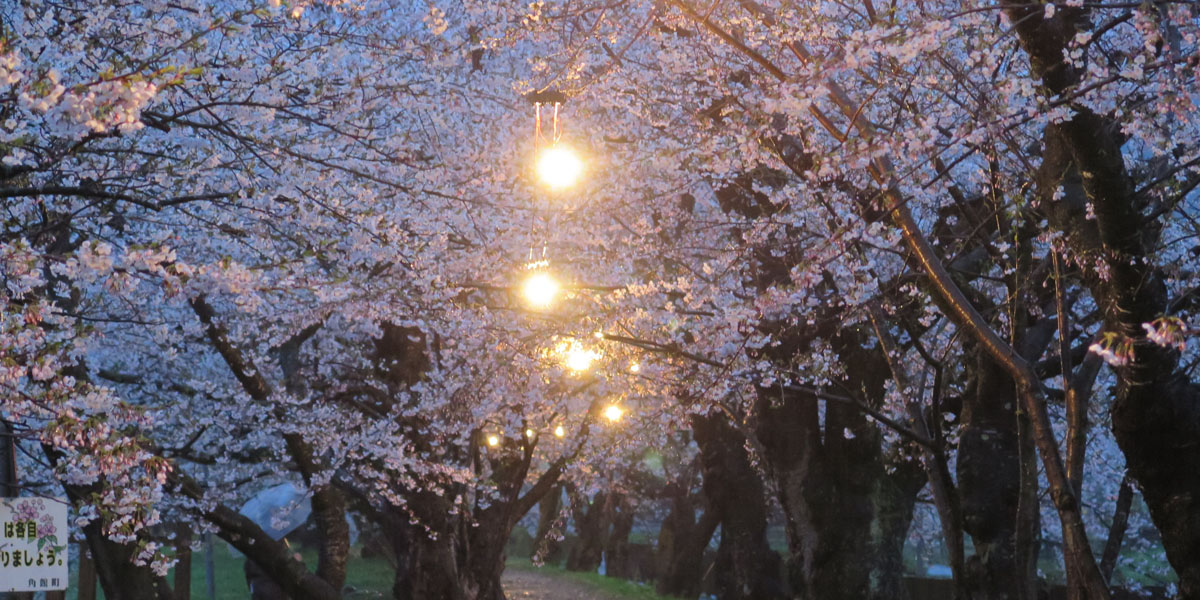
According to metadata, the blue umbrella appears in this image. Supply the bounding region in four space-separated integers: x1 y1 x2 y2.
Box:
238 483 360 543
240 483 311 540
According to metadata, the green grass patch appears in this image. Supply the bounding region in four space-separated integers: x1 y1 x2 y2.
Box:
78 543 393 600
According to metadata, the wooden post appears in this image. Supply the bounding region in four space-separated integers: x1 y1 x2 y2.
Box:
204 531 216 600
174 524 193 600
0 420 33 600
0 421 17 497
78 547 98 600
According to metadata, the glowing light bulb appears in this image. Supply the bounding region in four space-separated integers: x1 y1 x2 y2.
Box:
629 362 640 373
522 272 560 309
525 428 535 439
554 425 565 438
536 145 583 190
486 434 500 447
604 405 624 423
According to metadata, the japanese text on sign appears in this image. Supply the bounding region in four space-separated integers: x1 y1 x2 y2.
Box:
0 498 68 592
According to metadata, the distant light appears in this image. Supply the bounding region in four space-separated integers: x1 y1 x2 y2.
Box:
522 272 560 309
629 362 640 373
525 428 535 439
536 145 583 190
486 434 500 447
604 405 624 423
563 344 600 373
554 425 565 438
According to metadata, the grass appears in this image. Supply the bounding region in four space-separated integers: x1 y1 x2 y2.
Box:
78 544 665 600
506 559 674 600
79 543 394 600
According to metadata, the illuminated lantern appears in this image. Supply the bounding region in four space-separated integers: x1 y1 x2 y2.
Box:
527 90 583 190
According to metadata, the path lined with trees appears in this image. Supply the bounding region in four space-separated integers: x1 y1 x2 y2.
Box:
1 0 1198 599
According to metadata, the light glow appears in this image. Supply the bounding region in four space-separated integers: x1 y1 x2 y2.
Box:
604 405 624 423
521 272 560 309
561 342 601 373
486 434 500 447
525 428 535 439
536 145 584 190
554 425 565 438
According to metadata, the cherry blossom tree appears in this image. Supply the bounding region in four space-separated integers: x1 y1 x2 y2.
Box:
3 1 1198 600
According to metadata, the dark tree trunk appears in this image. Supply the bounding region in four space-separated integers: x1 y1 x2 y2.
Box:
754 335 926 600
310 487 350 592
81 513 173 600
531 484 564 564
655 464 719 599
388 501 465 600
381 429 567 600
1111 372 1200 597
692 413 786 600
604 495 635 579
958 356 1030 600
1005 3 1200 594
708 167 925 600
565 488 610 572
655 497 719 599
384 491 511 600
45 445 171 600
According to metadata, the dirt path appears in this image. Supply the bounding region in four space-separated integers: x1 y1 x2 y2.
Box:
502 568 631 600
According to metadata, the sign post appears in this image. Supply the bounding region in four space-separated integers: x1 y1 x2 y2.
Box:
0 497 69 593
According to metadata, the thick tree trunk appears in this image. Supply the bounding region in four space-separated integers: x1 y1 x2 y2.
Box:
565 488 609 572
386 488 540 600
1111 373 1200 597
310 487 350 592
754 335 926 600
383 433 567 600
604 495 636 579
531 484 564 564
692 413 785 600
388 501 465 600
958 356 1032 600
655 492 718 599
81 513 173 600
45 447 171 600
1005 3 1200 595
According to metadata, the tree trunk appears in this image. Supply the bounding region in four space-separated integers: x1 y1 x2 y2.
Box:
310 487 350 592
1110 372 1200 597
531 484 564 564
81 515 173 600
754 335 926 600
958 356 1028 600
565 488 609 573
45 446 170 600
655 491 718 599
388 505 464 600
692 413 785 600
1004 3 1199 594
604 495 635 579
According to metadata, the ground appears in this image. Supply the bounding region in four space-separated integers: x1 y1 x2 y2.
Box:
503 562 669 600
503 568 636 599
72 545 669 600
